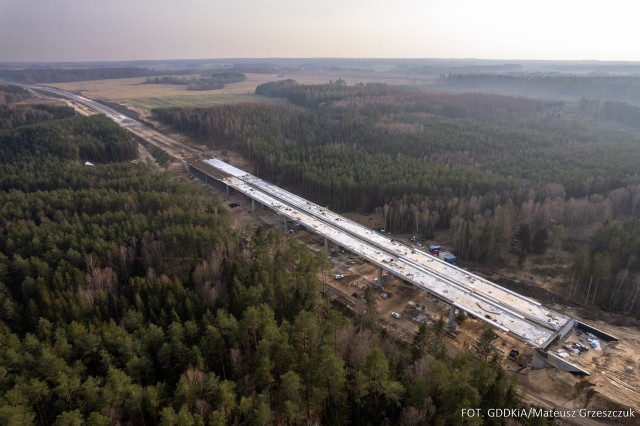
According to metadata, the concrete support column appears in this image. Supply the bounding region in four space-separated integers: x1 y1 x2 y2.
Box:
251 198 255 212
225 184 229 197
448 305 457 331
377 267 383 285
324 237 329 252
283 217 288 233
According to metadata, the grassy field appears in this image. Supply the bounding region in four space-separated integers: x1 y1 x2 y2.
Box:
49 74 285 107
122 93 283 109
47 72 429 109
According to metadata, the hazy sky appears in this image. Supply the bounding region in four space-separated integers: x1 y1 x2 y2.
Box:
1 0 639 62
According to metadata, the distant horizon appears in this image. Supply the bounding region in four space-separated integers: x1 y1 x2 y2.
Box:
4 57 640 66
2 0 640 63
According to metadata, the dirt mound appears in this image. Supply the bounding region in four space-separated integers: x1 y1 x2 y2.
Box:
526 369 577 400
522 367 638 424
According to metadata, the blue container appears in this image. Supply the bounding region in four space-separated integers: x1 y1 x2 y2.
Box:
443 254 457 265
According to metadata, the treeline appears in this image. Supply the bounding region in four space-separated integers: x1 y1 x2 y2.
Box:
443 73 640 104
256 79 559 120
568 220 640 314
0 103 75 129
0 84 32 104
144 76 190 86
187 71 245 91
256 79 391 109
0 107 137 164
208 72 246 85
0 67 151 83
579 97 640 129
143 72 246 91
224 64 281 74
0 89 534 424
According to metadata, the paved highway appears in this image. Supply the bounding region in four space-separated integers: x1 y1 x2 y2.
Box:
9 82 205 158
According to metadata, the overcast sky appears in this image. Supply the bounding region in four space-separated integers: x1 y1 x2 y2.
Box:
1 0 639 62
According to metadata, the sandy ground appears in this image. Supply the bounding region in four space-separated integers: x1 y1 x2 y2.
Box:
21 90 96 117
547 311 640 412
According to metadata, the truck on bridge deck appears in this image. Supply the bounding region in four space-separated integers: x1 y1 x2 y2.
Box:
439 251 457 265
428 245 456 265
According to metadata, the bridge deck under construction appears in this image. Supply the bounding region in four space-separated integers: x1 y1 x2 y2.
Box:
187 158 585 349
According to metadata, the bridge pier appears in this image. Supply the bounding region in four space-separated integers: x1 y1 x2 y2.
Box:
448 305 457 331
324 237 329 252
252 198 255 212
225 184 229 197
283 217 288 233
377 267 383 285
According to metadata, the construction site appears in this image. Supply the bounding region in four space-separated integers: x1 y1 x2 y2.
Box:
26 83 640 423
183 154 639 420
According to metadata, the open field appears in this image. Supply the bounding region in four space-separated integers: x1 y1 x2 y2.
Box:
48 74 284 108
47 72 433 109
120 93 284 109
